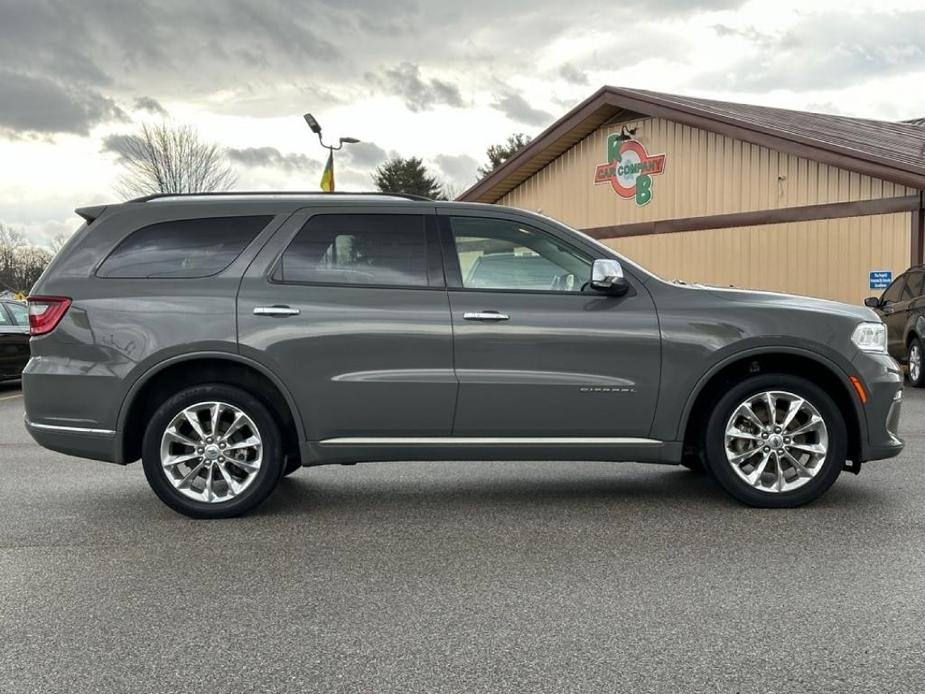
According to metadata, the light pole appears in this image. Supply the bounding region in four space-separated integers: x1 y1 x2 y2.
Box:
303 113 359 192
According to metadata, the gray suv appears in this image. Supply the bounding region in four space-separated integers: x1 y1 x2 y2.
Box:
24 193 904 517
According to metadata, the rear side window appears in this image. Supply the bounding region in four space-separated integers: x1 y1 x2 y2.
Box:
97 216 272 278
275 214 429 287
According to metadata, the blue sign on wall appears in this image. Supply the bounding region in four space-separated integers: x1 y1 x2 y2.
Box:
869 270 892 290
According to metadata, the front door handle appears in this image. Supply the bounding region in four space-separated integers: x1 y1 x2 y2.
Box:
253 305 300 317
463 311 510 321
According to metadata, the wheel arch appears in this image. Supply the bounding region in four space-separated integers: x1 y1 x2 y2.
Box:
680 348 866 463
117 352 304 464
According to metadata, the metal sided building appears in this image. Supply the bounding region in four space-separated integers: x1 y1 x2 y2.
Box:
459 87 925 305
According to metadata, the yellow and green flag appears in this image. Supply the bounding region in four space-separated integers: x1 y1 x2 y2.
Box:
320 151 334 192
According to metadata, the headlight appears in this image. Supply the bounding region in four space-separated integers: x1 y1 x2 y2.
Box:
851 322 887 353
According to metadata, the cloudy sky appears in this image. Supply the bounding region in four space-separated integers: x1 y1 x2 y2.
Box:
1 0 924 245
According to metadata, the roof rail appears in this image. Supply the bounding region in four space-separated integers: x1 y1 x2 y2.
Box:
126 191 435 203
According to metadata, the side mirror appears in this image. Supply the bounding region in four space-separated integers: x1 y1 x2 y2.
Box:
590 258 629 296
864 297 881 309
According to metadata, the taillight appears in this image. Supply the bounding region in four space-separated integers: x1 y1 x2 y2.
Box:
27 296 72 336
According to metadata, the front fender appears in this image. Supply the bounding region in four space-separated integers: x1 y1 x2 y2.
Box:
654 340 867 448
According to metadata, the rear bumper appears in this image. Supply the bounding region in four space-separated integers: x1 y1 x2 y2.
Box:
24 416 120 463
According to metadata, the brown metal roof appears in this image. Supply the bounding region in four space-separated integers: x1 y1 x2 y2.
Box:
459 86 925 203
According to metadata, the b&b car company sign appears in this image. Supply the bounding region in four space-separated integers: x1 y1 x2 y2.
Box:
594 133 666 206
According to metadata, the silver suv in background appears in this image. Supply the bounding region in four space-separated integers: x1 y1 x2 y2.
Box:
24 193 903 517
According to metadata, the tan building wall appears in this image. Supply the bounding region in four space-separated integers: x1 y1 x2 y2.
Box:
605 213 911 305
498 116 917 304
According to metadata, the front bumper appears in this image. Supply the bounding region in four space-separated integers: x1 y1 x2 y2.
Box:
853 352 904 463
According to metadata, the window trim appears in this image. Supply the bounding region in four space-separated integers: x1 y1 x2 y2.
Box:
94 214 274 280
268 211 444 291
437 214 599 296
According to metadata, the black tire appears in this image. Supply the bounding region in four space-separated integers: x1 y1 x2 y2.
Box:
142 383 285 519
703 373 846 508
907 336 925 388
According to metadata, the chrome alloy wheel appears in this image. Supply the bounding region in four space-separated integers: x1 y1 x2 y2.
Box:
910 342 922 383
159 401 263 503
724 390 829 493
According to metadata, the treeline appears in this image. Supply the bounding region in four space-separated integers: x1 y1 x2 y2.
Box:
0 225 60 295
372 133 532 199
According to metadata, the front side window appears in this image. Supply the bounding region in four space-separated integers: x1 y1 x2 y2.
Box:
882 276 907 304
275 214 429 287
97 215 272 279
448 217 591 292
0 306 10 326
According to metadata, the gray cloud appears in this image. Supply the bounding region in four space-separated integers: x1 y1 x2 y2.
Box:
702 11 925 91
343 142 389 169
133 96 168 116
0 69 125 135
226 147 318 172
101 133 140 160
492 91 553 127
558 63 588 85
0 0 756 138
374 63 465 112
433 153 480 189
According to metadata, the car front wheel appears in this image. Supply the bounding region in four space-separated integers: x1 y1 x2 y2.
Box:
704 374 846 508
907 337 924 388
142 384 285 518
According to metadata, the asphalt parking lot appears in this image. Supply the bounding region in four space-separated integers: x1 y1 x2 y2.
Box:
1 380 923 693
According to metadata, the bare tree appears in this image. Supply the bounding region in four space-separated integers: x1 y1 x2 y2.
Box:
49 231 73 254
0 224 52 294
11 245 53 292
108 122 237 199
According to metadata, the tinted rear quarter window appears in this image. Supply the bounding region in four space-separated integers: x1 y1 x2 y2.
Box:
275 214 429 287
97 215 272 278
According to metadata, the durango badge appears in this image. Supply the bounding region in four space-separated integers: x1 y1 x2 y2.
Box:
594 134 666 206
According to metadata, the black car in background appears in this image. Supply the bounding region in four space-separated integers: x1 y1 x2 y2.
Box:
866 266 925 387
0 300 30 381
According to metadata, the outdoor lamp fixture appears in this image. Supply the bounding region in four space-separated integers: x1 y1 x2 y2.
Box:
304 112 360 192
302 113 360 152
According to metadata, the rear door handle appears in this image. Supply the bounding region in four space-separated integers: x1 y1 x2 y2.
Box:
463 311 510 321
253 305 300 317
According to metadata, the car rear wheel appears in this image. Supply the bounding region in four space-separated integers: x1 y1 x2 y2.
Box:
142 384 285 518
907 337 924 388
704 374 846 508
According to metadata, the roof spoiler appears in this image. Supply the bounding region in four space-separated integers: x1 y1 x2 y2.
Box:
75 205 108 223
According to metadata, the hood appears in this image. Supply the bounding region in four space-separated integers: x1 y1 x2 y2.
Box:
676 282 880 322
